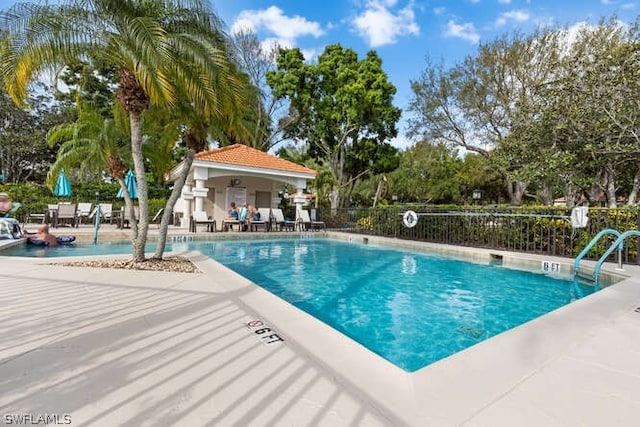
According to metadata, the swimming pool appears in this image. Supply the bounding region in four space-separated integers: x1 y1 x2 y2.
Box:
1 237 595 371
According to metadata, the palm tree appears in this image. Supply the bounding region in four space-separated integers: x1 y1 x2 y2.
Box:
47 104 130 186
47 103 142 238
1 0 244 261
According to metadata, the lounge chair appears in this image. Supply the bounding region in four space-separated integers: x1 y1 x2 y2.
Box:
271 208 296 231
191 211 216 232
120 205 140 229
90 203 113 224
223 213 239 231
223 206 249 231
76 202 92 224
56 203 78 228
249 208 270 231
26 206 47 224
298 209 326 231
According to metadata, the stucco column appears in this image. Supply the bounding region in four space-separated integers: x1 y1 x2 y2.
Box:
292 187 307 221
193 179 208 213
192 166 209 215
182 183 193 228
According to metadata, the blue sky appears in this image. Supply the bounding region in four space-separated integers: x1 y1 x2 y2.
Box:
1 0 638 148
215 0 639 148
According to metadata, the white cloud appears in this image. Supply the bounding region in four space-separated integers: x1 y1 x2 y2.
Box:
352 1 420 47
498 0 512 4
444 20 480 44
231 6 324 47
496 9 530 27
433 7 446 15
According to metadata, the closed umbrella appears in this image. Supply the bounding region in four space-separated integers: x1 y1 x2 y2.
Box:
53 169 72 197
117 170 138 199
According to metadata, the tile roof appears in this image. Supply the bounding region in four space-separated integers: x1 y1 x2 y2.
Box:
194 144 316 176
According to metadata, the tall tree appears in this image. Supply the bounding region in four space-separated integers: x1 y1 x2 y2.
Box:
267 44 401 209
1 0 243 261
408 29 562 204
232 29 290 151
47 104 130 188
0 85 75 184
47 103 139 235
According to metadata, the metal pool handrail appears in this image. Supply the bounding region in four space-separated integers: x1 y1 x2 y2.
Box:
592 230 640 285
574 228 621 272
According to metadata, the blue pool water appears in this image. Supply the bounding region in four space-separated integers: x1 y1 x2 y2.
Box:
1 238 595 371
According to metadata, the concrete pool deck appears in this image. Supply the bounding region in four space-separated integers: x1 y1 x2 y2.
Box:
1 228 640 426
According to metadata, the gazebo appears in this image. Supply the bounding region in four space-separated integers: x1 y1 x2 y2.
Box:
168 144 317 229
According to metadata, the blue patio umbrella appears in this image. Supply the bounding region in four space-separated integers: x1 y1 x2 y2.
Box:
53 169 72 197
117 170 138 199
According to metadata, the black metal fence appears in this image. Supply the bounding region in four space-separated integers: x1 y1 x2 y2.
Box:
314 205 640 263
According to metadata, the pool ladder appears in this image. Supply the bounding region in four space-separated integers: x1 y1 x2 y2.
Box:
574 228 640 286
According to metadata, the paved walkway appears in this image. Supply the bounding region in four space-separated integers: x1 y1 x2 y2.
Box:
1 230 640 426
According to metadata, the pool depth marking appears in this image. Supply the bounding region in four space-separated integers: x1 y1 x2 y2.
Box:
246 320 284 345
541 260 561 273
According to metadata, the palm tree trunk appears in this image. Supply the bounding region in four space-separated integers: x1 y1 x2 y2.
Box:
130 111 149 262
152 149 196 259
116 176 138 241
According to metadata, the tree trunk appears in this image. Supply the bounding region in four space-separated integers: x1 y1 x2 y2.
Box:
130 111 149 262
604 163 617 208
539 180 554 206
627 163 640 205
330 187 339 211
505 176 528 205
330 144 346 211
117 176 138 241
153 149 196 259
563 184 580 209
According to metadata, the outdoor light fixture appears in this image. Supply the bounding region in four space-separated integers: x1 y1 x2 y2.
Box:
230 178 241 186
472 189 482 203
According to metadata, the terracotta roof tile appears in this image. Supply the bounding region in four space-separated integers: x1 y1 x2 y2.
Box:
195 144 316 175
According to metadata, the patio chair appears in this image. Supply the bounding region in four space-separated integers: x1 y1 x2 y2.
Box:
223 205 249 231
249 208 270 231
26 210 46 224
56 203 78 228
271 208 296 231
77 202 92 224
120 205 139 229
298 209 325 231
222 215 239 231
191 211 216 232
89 203 113 224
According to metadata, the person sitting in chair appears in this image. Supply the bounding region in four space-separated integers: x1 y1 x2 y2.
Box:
223 202 239 231
249 204 260 222
226 202 239 220
244 203 261 232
